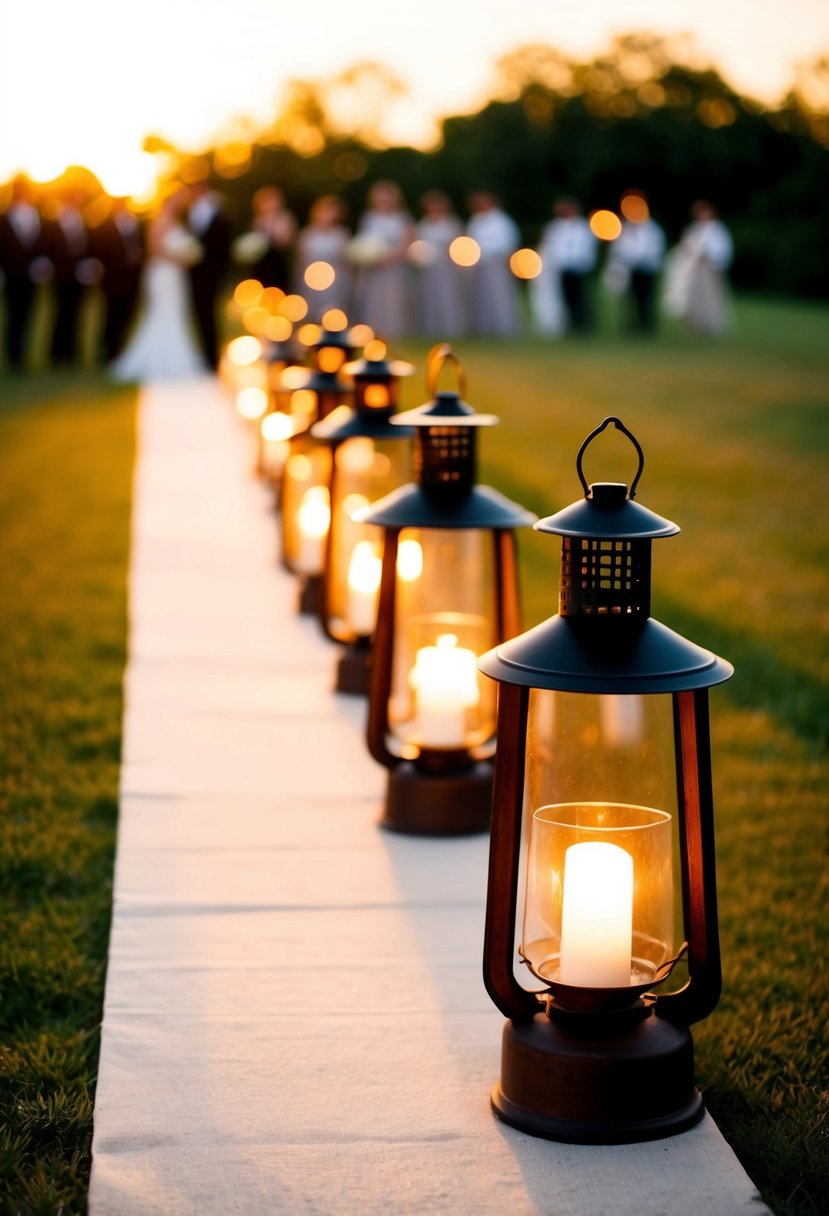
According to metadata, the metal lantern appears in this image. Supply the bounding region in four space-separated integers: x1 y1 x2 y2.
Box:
359 346 536 836
279 328 354 613
311 340 416 695
478 416 733 1144
257 328 299 486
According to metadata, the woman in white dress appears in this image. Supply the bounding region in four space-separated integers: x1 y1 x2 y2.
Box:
412 190 468 337
662 200 734 336
351 181 414 337
466 191 522 337
110 189 206 382
294 195 352 321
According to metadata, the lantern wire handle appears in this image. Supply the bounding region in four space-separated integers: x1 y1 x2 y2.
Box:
426 343 468 401
576 416 645 500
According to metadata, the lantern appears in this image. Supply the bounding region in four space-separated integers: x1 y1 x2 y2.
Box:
279 328 354 613
359 346 536 835
478 416 733 1143
311 340 416 694
256 327 298 485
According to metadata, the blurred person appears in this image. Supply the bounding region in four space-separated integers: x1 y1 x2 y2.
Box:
110 188 205 382
295 195 352 320
186 179 231 369
45 186 97 366
663 200 733 336
531 221 567 337
466 191 521 337
350 180 414 337
0 176 45 369
247 185 296 291
412 190 467 337
94 196 144 361
603 193 666 333
540 198 597 333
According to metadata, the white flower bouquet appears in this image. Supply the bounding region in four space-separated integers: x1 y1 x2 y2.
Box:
232 231 269 264
163 228 204 266
346 234 390 267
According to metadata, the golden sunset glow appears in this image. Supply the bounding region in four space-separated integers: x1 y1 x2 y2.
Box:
1 2 825 194
589 209 623 241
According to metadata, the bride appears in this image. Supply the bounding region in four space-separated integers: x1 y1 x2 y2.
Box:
110 187 207 382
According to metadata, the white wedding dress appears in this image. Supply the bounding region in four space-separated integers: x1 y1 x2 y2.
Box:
110 227 206 382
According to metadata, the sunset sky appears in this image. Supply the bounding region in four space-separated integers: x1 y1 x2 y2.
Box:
1 0 826 195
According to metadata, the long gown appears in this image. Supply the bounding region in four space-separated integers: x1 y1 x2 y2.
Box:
466 209 522 337
352 210 413 337
414 215 468 337
110 229 206 382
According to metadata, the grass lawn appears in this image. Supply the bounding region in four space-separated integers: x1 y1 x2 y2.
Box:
0 371 136 1214
0 292 826 1214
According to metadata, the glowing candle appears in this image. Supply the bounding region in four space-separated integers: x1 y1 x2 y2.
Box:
559 841 633 988
411 633 479 747
346 541 382 636
260 411 292 478
295 488 330 575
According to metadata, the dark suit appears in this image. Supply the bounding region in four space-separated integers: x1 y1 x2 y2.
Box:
187 198 231 369
94 213 144 360
45 211 89 366
0 207 43 368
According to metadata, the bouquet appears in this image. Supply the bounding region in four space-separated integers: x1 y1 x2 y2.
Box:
163 228 204 266
232 231 269 264
346 234 390 267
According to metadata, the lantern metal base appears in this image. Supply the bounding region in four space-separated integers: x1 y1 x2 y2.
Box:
381 760 492 836
491 1010 703 1144
335 642 371 696
297 576 322 616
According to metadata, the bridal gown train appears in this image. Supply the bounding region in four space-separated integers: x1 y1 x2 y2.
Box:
110 254 206 382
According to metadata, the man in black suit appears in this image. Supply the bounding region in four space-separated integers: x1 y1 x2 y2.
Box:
46 186 93 367
186 180 231 369
94 197 144 362
0 177 44 370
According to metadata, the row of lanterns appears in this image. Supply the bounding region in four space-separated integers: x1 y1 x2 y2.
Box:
225 319 733 1148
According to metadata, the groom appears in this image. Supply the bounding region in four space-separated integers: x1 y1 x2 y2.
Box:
186 180 231 370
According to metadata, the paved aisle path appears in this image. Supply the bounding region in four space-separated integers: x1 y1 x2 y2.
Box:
89 377 769 1215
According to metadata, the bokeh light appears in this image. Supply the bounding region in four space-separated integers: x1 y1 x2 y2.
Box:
348 324 374 347
264 316 293 343
509 248 543 279
227 335 261 366
319 347 347 373
397 539 424 582
243 306 270 336
290 390 318 422
261 412 294 442
364 339 388 361
282 365 313 389
236 386 269 420
321 308 348 332
234 279 264 310
260 286 285 313
620 192 650 223
280 294 309 322
304 261 336 291
449 236 481 267
589 209 623 241
297 323 322 346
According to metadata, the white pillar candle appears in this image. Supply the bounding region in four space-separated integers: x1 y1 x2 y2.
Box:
295 488 330 575
346 541 382 636
410 633 479 748
559 840 633 988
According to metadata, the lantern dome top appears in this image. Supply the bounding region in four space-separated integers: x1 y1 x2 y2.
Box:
311 403 415 443
355 482 536 530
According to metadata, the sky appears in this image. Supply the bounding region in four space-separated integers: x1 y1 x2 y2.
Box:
1 0 826 195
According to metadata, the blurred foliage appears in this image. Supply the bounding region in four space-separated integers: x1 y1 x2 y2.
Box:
175 35 829 299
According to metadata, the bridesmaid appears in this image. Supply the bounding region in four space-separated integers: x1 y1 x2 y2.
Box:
351 180 414 337
250 186 296 292
413 190 468 337
295 195 352 320
466 191 522 337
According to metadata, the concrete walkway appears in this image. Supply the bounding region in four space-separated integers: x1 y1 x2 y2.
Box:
89 377 770 1215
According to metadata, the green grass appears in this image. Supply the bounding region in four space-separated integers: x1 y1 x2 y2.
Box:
0 293 827 1214
0 372 136 1215
400 293 829 1216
